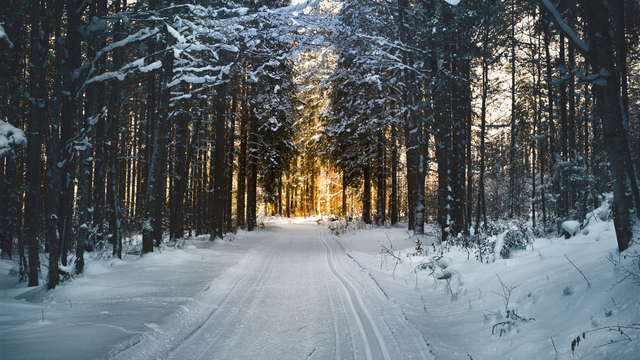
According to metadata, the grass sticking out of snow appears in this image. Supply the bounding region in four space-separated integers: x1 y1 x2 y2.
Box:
332 220 640 360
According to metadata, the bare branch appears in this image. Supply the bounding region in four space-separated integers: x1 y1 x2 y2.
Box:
565 255 591 287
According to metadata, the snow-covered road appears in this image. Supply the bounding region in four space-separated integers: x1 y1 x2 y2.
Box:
4 218 639 359
110 224 432 360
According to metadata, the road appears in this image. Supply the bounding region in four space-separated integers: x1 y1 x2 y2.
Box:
110 224 433 360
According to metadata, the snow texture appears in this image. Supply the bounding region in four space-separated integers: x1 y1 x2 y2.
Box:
0 24 13 47
0 120 27 157
1 217 638 359
167 25 186 44
539 0 590 53
562 220 581 237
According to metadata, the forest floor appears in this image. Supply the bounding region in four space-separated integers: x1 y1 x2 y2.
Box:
0 217 639 359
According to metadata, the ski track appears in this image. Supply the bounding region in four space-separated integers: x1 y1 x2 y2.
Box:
108 224 433 360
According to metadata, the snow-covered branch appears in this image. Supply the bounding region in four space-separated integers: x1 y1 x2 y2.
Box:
0 24 13 48
0 120 26 157
538 0 590 54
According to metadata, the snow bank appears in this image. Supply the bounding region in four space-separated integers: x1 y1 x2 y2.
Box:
0 236 253 359
562 220 581 237
331 218 640 360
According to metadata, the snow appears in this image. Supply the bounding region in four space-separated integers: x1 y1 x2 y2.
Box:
0 236 250 359
0 120 27 157
562 220 581 237
333 220 640 360
0 24 13 48
539 0 590 54
167 25 186 44
138 60 162 73
1 217 638 359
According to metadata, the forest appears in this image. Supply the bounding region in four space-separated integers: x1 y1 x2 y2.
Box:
0 0 639 291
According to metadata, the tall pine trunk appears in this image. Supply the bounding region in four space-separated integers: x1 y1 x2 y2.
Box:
142 24 174 252
246 111 258 231
376 127 386 227
25 0 50 286
582 0 638 251
46 0 63 289
237 97 248 229
390 124 398 225
362 161 371 225
212 82 228 240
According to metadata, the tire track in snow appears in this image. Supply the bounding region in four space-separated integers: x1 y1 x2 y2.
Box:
339 238 435 359
108 225 433 360
166 238 285 359
204 238 286 356
106 238 281 360
317 240 357 358
319 230 391 360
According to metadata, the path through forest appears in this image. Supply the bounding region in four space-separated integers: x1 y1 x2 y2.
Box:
109 224 433 360
3 218 639 359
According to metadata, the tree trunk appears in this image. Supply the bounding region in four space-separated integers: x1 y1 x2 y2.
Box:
509 7 517 219
559 34 568 218
226 92 236 230
342 171 347 217
91 0 108 248
237 96 248 229
246 111 258 231
475 22 489 235
46 0 64 289
583 0 637 251
362 161 371 225
142 25 174 252
108 0 124 258
451 30 469 237
398 0 423 233
568 40 576 216
0 2 25 261
169 84 191 242
376 127 386 227
544 21 559 230
390 123 398 225
1 155 17 259
212 82 228 240
26 0 51 286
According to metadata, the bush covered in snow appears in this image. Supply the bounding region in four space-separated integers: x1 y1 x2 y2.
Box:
499 227 533 259
322 215 373 235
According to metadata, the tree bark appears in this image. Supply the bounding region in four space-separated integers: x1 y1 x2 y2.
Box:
475 20 489 234
342 171 347 217
142 24 174 252
212 82 228 240
108 0 124 258
376 128 386 227
362 161 371 225
390 123 398 225
169 83 191 242
226 92 236 230
246 110 258 231
46 0 64 289
583 0 637 251
26 0 51 286
237 96 248 228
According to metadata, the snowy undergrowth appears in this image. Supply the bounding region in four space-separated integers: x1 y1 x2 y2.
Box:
0 233 254 360
331 221 640 360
